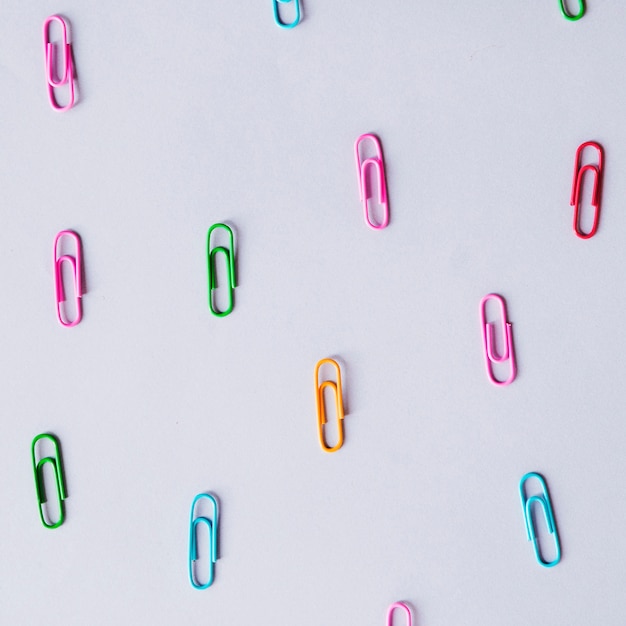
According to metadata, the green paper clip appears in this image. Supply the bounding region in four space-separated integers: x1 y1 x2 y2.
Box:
207 223 236 317
31 434 67 529
559 0 585 21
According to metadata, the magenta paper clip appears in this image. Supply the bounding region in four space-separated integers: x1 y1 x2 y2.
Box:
570 141 603 239
479 293 516 386
355 133 389 229
386 602 412 626
43 15 75 112
54 231 84 327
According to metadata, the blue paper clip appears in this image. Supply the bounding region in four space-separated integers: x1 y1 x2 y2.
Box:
31 433 67 529
272 0 301 29
207 223 236 317
189 493 219 589
519 472 561 567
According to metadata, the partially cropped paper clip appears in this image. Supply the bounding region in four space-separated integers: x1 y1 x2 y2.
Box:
207 223 236 317
315 358 344 453
559 0 585 21
479 294 516 386
54 230 84 327
189 493 219 589
355 134 389 229
386 602 412 626
570 141 603 239
43 15 75 111
272 0 301 28
519 472 561 567
31 434 67 529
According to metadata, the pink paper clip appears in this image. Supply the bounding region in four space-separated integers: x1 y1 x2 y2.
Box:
355 133 389 229
570 141 603 239
43 15 75 112
386 601 412 626
479 294 516 386
54 230 84 327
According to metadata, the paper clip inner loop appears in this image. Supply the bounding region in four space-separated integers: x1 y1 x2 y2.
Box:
479 294 516 386
559 0 585 21
31 434 67 529
519 472 561 568
189 493 219 589
207 223 236 317
54 230 84 327
570 141 603 239
272 0 301 29
43 15 75 111
315 358 344 453
386 601 412 626
355 134 389 230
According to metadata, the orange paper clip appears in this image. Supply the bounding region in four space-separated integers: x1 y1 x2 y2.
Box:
315 358 344 453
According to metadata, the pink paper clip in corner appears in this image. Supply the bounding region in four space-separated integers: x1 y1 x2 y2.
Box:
386 601 412 626
479 293 516 386
354 133 389 230
43 15 75 112
54 230 84 327
570 141 603 240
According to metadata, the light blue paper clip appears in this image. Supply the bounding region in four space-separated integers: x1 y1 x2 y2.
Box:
189 493 219 589
273 0 301 29
519 472 561 568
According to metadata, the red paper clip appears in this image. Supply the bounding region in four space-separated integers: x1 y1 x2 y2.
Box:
570 141 603 239
43 15 75 112
54 230 84 327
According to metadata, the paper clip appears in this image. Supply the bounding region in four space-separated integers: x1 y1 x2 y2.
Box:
315 358 344 453
519 472 561 568
355 134 389 230
559 0 585 21
386 602 412 626
189 493 219 589
207 223 236 317
54 230 84 327
479 294 516 386
272 0 301 29
31 434 67 529
570 141 603 239
43 15 75 112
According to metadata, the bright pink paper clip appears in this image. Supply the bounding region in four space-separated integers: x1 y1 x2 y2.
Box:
570 141 603 239
355 133 389 229
386 601 412 626
54 230 84 327
479 294 516 386
43 15 75 112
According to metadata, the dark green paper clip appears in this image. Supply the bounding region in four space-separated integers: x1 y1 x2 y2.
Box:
31 433 67 529
207 223 236 317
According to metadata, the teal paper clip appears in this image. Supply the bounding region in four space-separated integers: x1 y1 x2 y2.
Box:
189 493 219 589
273 0 301 29
559 0 585 21
207 223 236 317
31 433 67 529
519 472 561 567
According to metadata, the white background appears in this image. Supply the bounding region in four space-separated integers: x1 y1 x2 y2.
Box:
1 1 626 624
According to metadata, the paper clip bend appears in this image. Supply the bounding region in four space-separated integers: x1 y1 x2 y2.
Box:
54 230 84 327
43 15 75 111
189 493 219 589
355 134 389 230
386 601 412 626
31 434 67 529
519 472 561 568
273 0 301 29
559 0 585 21
570 141 603 239
207 223 236 317
479 294 516 386
315 358 344 453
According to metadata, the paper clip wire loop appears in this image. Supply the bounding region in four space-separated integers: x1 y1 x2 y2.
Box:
479 294 516 386
272 0 301 29
54 230 84 327
519 472 561 568
207 223 236 317
355 134 389 230
386 601 413 626
570 141 603 239
31 434 67 529
315 358 344 453
43 15 75 111
559 0 585 21
189 493 219 589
